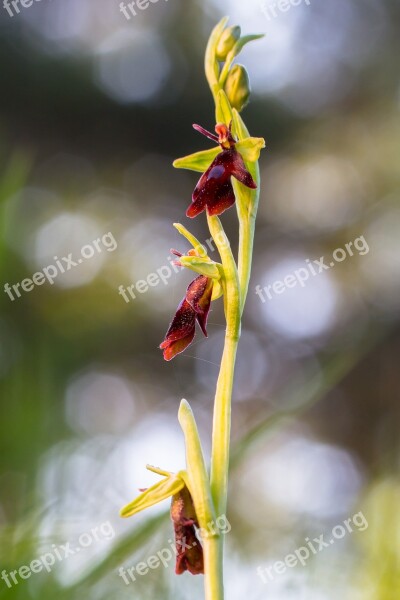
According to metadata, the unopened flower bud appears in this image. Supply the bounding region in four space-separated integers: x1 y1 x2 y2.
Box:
224 64 251 112
215 26 241 61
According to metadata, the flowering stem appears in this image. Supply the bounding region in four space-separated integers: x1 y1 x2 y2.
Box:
203 535 224 600
203 214 240 600
120 18 263 600
202 20 263 599
168 18 263 599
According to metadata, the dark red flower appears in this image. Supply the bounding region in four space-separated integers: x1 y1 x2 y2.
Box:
186 122 257 218
170 486 204 576
160 274 213 361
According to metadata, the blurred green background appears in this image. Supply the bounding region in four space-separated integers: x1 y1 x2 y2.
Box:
0 0 399 598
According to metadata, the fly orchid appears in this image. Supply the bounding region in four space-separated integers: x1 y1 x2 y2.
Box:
160 272 213 361
160 224 223 361
186 122 256 218
120 465 204 576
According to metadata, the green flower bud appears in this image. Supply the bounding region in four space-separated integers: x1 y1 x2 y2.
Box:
215 25 241 61
223 64 251 112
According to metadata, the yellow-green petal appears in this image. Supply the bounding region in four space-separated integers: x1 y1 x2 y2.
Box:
211 279 224 301
179 256 221 279
120 473 185 518
232 107 249 141
173 223 207 256
236 137 266 162
173 147 220 173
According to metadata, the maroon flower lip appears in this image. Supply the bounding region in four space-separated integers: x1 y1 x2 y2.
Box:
160 274 213 361
186 122 257 218
171 486 204 576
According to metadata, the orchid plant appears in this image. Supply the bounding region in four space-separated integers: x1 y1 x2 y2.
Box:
120 17 265 600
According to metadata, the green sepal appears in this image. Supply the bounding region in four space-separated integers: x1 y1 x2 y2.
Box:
173 147 220 173
179 255 221 279
232 107 249 140
219 34 265 88
236 136 266 162
232 34 265 56
173 223 207 257
232 109 261 217
120 470 186 518
216 89 233 125
211 278 224 301
178 399 217 531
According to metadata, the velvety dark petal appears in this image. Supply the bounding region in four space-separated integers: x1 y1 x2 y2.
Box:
206 181 236 216
185 276 213 336
160 298 197 360
160 329 195 361
186 194 207 218
230 148 257 189
174 524 204 575
171 487 204 576
187 151 234 218
185 276 211 314
162 298 196 343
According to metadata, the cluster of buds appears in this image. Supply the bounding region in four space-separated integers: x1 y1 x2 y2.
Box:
215 25 256 112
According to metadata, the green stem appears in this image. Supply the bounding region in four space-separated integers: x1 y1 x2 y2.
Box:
205 214 240 600
207 214 241 516
203 535 224 600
